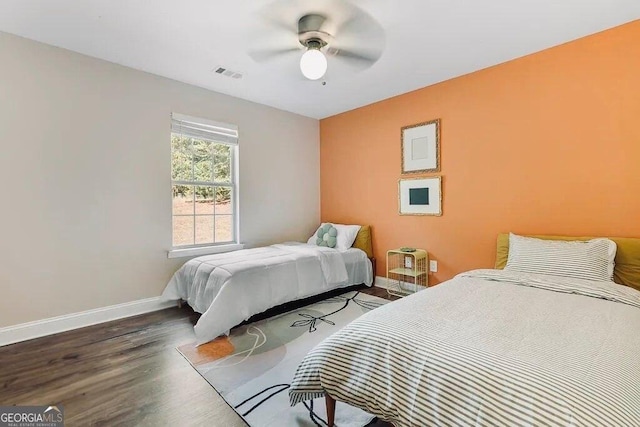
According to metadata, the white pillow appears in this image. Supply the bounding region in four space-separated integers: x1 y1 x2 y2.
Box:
334 224 361 251
505 233 616 282
307 223 361 251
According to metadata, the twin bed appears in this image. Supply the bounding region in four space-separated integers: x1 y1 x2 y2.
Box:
162 225 374 344
290 233 640 426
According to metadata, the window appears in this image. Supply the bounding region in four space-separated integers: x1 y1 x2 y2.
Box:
171 113 238 248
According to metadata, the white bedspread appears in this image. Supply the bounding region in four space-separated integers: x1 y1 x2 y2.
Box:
290 269 640 426
162 243 370 344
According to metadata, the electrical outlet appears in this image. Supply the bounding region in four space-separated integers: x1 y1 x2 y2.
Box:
429 260 438 273
404 257 413 269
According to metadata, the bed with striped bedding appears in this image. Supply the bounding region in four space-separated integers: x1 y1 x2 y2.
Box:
289 269 640 426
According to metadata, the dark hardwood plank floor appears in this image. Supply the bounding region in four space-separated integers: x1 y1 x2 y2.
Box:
0 287 396 426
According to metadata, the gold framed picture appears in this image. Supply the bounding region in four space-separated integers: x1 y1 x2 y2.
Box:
401 119 440 174
398 176 442 216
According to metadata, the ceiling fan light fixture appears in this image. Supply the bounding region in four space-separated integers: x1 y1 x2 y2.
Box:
300 48 327 80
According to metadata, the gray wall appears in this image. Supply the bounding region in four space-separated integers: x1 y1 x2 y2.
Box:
0 31 320 327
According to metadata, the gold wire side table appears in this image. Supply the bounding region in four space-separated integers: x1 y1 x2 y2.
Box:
386 248 428 297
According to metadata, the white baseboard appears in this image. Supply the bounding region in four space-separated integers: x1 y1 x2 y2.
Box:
0 296 175 347
374 275 392 289
374 276 427 292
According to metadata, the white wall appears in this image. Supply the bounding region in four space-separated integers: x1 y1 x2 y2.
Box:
0 31 320 328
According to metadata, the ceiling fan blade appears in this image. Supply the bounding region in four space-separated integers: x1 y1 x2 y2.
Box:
328 47 379 64
324 7 385 72
330 8 385 61
262 16 296 34
248 47 300 63
339 13 383 40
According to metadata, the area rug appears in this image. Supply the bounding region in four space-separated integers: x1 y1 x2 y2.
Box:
178 291 389 427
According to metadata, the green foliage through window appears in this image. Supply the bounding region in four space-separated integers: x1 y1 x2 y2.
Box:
171 135 232 202
171 134 235 246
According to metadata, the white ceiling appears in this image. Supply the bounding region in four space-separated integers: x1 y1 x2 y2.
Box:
1 0 639 119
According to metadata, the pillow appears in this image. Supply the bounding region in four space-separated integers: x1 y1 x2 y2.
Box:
504 233 616 282
307 223 362 251
314 223 338 248
494 233 640 290
334 224 361 251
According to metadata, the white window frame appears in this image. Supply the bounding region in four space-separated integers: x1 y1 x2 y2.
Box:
168 113 241 257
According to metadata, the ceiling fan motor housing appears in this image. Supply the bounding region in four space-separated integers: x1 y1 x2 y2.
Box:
298 14 331 49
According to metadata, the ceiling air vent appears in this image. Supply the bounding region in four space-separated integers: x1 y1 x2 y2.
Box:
213 66 243 79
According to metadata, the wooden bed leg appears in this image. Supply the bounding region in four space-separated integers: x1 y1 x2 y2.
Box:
325 394 336 427
177 299 183 309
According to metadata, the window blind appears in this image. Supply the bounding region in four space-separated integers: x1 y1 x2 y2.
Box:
171 113 238 145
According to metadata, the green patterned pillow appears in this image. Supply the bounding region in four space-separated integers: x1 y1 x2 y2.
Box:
315 223 338 248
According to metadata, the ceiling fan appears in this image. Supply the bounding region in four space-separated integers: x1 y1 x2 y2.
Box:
249 4 385 81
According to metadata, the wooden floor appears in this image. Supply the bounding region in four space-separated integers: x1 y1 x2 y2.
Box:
0 287 396 426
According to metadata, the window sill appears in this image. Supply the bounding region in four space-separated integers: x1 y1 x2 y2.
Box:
167 243 245 259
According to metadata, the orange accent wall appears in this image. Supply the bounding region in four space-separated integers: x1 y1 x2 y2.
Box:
320 20 640 284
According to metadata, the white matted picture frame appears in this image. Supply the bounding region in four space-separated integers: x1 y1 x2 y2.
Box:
401 119 440 174
399 176 442 216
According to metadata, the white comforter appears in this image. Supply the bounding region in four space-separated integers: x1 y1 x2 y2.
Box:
290 269 640 426
163 243 365 344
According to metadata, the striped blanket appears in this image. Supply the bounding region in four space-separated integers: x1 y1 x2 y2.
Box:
289 270 640 426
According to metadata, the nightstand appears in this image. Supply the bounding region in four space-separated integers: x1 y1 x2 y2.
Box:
386 248 428 297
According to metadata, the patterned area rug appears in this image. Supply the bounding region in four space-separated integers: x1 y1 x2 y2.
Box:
178 291 389 427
